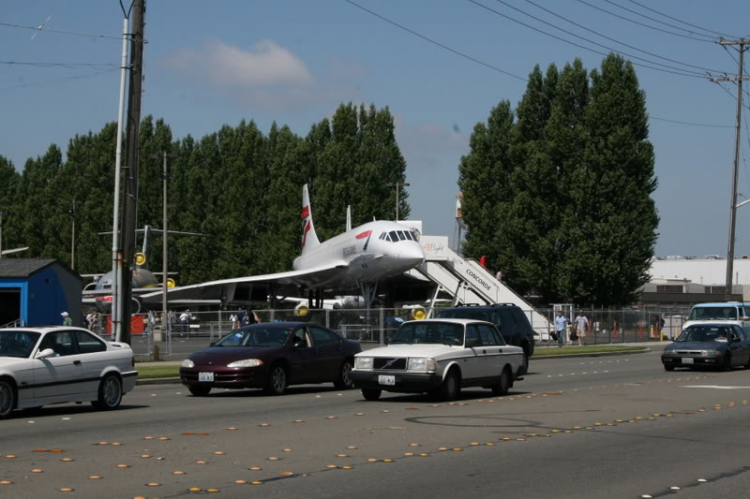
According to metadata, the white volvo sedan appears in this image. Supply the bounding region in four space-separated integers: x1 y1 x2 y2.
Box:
350 319 524 401
0 327 137 418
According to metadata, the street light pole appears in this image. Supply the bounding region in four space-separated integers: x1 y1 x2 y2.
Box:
150 151 177 343
390 182 410 221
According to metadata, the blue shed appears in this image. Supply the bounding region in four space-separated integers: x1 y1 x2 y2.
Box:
0 258 82 327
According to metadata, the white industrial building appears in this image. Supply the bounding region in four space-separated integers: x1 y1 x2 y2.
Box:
642 256 750 303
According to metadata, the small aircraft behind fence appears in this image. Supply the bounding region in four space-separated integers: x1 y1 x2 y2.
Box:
82 226 203 313
141 184 426 309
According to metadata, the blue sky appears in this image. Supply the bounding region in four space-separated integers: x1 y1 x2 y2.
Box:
1 0 749 258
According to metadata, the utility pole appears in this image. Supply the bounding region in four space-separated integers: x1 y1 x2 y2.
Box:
711 39 749 301
149 151 178 343
117 0 146 344
111 6 132 341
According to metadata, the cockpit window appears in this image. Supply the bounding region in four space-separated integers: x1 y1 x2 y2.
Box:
389 231 398 242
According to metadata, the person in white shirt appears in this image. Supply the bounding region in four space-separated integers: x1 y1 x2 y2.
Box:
179 310 191 337
573 313 589 346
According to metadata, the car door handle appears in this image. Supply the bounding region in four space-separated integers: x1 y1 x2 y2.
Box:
482 349 487 354
73 360 82 366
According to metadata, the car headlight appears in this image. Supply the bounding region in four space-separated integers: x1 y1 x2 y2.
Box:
355 357 374 370
181 359 194 368
702 350 721 357
407 357 436 372
227 359 263 368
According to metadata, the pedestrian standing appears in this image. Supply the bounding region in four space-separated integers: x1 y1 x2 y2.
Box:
573 312 589 346
554 311 569 347
229 312 239 330
179 309 191 337
61 311 73 327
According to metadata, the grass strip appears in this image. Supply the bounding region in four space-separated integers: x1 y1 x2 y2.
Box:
535 345 647 356
136 365 180 379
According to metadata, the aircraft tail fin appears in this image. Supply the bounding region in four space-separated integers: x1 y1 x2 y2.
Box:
346 205 352 232
300 184 321 255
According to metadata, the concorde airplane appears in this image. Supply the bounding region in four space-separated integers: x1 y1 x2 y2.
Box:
140 184 425 308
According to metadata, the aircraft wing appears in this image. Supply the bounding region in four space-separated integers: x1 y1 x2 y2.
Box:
139 261 349 305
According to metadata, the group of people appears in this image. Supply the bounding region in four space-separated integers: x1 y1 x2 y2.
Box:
553 311 589 347
229 310 261 329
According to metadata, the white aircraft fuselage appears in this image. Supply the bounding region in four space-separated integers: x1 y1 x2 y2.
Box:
291 184 424 291
292 220 425 289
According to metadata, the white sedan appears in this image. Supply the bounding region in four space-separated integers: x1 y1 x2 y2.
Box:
0 327 137 418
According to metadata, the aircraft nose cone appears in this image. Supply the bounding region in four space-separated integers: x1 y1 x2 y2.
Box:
399 243 425 267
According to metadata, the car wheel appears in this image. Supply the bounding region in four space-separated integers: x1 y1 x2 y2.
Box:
0 380 15 419
491 367 511 396
263 364 288 396
361 388 382 401
721 353 732 371
92 374 123 411
188 385 212 397
436 369 461 401
663 364 675 372
333 361 354 390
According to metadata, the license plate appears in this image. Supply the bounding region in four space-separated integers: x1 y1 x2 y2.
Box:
199 372 214 382
681 358 694 365
378 375 396 386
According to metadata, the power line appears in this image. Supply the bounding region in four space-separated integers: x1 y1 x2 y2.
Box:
603 0 718 41
649 116 734 129
343 0 526 82
522 0 734 76
0 61 118 69
625 0 739 39
468 0 707 79
0 68 118 90
0 21 123 41
574 0 716 44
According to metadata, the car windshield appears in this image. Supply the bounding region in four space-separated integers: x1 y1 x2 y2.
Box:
391 322 464 346
214 327 292 348
0 330 41 358
676 325 734 343
687 306 738 321
437 309 492 322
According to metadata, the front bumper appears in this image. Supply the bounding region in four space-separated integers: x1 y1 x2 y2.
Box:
350 370 443 393
661 355 720 368
180 366 266 389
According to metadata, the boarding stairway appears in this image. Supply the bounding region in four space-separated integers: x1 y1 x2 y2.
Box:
411 236 550 334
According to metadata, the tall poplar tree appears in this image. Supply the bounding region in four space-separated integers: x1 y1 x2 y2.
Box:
460 55 658 307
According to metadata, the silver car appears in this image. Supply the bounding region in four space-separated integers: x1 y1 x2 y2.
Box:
0 327 137 418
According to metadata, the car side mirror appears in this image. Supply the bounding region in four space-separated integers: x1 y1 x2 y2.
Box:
35 348 56 359
465 337 480 348
209 341 217 346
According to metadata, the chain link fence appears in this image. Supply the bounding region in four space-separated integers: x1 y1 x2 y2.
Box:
93 304 691 355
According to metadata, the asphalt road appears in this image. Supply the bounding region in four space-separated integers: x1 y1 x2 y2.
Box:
1 350 749 499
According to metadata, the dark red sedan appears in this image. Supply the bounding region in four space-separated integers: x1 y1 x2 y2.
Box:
180 322 361 396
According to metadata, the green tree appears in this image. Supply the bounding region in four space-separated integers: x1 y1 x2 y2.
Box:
460 55 658 307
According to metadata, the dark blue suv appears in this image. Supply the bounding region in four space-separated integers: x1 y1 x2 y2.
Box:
437 304 535 375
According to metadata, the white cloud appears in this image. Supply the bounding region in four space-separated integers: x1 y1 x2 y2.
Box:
164 39 314 87
161 39 362 111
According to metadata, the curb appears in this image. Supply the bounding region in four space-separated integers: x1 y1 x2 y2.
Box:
534 348 651 360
